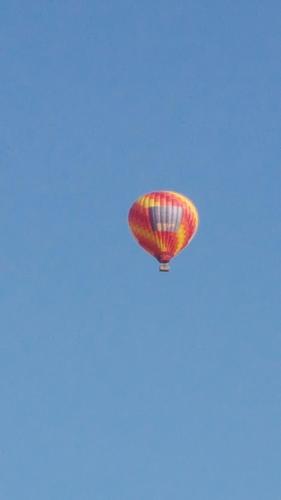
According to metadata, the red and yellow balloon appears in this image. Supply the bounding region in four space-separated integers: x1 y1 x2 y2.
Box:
128 191 199 271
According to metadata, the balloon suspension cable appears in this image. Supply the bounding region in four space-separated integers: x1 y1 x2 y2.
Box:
159 262 170 272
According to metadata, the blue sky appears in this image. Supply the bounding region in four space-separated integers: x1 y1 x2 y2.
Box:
0 1 280 499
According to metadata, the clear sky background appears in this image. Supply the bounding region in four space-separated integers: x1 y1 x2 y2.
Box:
0 1 280 499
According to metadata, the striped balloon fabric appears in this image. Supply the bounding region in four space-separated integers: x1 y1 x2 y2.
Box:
128 191 199 271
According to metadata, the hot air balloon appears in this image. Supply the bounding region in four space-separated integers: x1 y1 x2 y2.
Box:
128 191 199 271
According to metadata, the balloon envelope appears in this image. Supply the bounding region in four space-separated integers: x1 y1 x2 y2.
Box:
128 191 199 271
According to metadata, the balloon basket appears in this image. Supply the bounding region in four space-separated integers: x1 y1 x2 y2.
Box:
159 262 170 272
